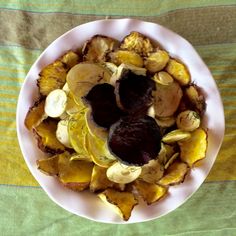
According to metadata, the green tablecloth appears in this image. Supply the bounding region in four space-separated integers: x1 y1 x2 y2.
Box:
0 1 236 235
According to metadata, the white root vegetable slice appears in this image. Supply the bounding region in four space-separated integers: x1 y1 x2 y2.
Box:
56 119 72 148
45 89 67 118
106 162 142 184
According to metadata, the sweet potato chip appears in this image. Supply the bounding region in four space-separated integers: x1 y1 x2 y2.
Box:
37 155 59 176
134 180 167 205
158 161 189 186
98 188 138 221
179 128 207 167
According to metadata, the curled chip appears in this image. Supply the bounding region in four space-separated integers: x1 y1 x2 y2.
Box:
134 180 168 205
82 35 118 62
159 161 189 186
60 51 80 69
120 31 154 56
24 99 47 130
115 70 155 114
108 116 162 166
98 188 138 221
165 59 190 86
179 127 207 167
162 129 191 144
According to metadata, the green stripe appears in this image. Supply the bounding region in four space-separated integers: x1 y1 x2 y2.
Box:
0 182 235 235
0 1 235 15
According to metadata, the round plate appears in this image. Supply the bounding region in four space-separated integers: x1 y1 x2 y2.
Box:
16 19 225 224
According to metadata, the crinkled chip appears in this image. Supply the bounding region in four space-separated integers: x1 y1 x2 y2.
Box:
134 180 168 205
179 127 207 167
158 161 189 186
98 188 138 221
108 116 162 166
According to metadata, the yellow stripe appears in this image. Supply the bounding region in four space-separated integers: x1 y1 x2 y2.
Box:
0 66 27 74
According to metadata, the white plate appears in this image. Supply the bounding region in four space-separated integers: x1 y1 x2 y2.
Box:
16 19 225 224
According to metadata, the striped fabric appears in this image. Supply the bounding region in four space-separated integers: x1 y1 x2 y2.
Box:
0 1 235 235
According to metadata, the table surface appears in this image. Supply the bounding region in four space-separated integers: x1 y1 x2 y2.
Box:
0 1 236 235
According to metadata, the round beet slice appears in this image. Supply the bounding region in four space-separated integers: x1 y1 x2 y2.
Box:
108 115 162 166
84 83 124 128
115 70 155 114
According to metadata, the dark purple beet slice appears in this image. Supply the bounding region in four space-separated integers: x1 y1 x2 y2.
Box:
83 83 124 128
108 115 162 166
115 70 155 114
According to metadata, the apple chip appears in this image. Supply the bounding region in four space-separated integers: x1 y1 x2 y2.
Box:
134 180 168 205
98 188 138 221
179 128 207 167
159 161 189 186
37 155 59 176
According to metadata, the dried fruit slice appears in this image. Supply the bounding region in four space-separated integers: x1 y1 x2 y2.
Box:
58 152 94 191
24 99 47 130
37 155 59 176
153 71 173 86
162 129 191 144
115 70 155 113
109 50 144 67
66 63 111 104
33 119 65 154
98 188 138 221
45 89 67 118
120 31 154 56
179 128 207 167
84 83 124 128
145 50 169 73
164 152 179 169
108 116 162 166
134 180 167 205
37 60 67 96
82 35 118 62
106 162 142 184
139 159 164 183
154 81 183 117
165 59 190 86
158 161 189 186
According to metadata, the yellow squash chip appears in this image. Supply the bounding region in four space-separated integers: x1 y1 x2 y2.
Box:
24 99 47 130
58 152 94 191
134 180 168 205
98 188 138 221
159 161 189 186
179 128 207 167
109 50 144 67
165 59 190 86
60 51 80 69
37 154 59 176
